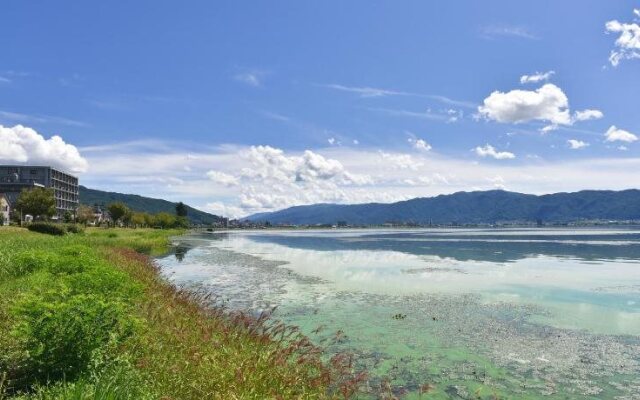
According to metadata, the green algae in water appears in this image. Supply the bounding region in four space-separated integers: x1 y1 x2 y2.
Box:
158 229 640 398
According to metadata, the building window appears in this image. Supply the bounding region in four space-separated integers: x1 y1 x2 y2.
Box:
30 169 38 175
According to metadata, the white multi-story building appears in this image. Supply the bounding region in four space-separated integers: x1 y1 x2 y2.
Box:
0 165 79 219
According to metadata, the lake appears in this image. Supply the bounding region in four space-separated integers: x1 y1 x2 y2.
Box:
157 228 640 399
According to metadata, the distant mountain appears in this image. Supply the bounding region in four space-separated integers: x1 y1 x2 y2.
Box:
246 189 640 225
79 186 223 225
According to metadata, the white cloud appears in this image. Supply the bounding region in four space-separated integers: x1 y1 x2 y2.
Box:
323 84 405 98
77 141 640 218
0 110 87 127
370 107 456 122
323 84 477 108
328 137 337 145
234 71 267 87
352 139 359 145
206 170 240 186
0 124 88 173
540 124 559 134
408 138 432 152
605 125 638 143
478 84 572 126
203 201 244 219
480 25 538 40
520 71 555 84
605 11 640 66
379 151 424 170
567 139 589 149
474 144 516 160
573 109 604 121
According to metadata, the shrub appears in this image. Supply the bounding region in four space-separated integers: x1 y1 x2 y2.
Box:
26 223 85 236
65 224 85 234
27 222 66 236
10 293 136 388
11 250 58 277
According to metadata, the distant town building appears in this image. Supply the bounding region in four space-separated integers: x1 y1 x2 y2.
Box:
0 165 79 220
0 193 10 225
92 205 111 225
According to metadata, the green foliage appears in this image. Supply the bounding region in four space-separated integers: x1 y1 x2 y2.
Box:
174 216 189 228
175 202 188 217
15 188 56 221
65 224 84 234
0 228 344 399
152 212 175 229
27 223 66 236
129 212 146 227
75 205 94 226
10 293 136 386
26 223 84 236
79 186 222 225
107 203 130 225
63 211 73 224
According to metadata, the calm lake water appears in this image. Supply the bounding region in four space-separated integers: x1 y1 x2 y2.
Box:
157 229 640 399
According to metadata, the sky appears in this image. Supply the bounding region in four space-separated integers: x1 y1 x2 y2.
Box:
1 1 640 217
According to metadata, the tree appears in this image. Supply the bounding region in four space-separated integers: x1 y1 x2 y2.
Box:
175 202 188 217
122 210 133 227
63 211 73 223
107 202 130 225
15 187 56 221
142 213 155 227
154 212 176 229
76 205 95 226
130 212 146 228
174 216 189 228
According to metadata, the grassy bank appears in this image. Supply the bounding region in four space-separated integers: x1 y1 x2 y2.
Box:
0 228 357 399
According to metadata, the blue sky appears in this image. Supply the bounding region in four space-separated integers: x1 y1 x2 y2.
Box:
1 1 640 217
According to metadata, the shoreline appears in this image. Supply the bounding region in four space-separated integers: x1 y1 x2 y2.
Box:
0 227 359 399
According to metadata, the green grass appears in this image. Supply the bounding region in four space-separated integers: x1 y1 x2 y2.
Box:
0 227 358 399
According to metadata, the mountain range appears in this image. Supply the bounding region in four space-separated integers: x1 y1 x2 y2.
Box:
79 186 223 225
246 189 640 225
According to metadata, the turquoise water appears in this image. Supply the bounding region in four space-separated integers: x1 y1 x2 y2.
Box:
158 229 640 399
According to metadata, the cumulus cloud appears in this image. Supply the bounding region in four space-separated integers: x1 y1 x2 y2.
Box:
567 139 589 149
0 124 88 173
478 84 571 126
605 125 638 143
78 141 640 217
605 10 640 66
478 84 602 132
241 145 368 184
206 170 240 186
408 138 432 152
204 201 244 218
573 109 604 121
520 71 555 84
474 144 515 160
225 146 375 211
379 151 424 170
